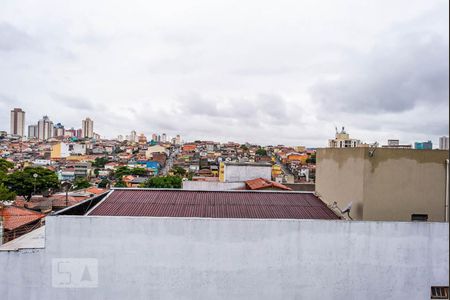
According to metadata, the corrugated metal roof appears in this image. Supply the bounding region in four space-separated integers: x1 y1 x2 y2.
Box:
88 189 339 220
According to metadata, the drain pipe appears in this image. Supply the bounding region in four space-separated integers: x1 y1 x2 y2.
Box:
446 159 449 222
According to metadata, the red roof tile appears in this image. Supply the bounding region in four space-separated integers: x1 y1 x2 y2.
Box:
88 189 338 220
0 206 45 230
245 178 292 191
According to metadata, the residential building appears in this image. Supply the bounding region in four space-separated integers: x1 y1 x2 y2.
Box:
328 127 361 148
37 116 54 140
219 162 272 182
439 136 449 150
74 162 91 178
415 140 433 150
50 142 71 159
316 147 449 221
129 130 137 143
53 123 65 137
145 145 169 158
381 139 412 149
175 134 181 145
28 125 38 139
0 204 45 245
138 133 147 144
10 108 25 137
81 118 94 138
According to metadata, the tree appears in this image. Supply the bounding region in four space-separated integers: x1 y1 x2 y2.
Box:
92 157 109 168
256 148 267 156
4 167 59 201
98 179 110 188
114 180 127 187
140 176 182 189
73 177 91 190
171 166 186 177
0 158 14 173
0 183 16 202
114 166 131 179
114 166 147 179
131 168 147 176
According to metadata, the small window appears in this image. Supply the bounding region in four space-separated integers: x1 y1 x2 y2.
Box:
411 214 428 222
431 286 449 299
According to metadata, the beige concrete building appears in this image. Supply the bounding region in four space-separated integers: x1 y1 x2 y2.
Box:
328 127 361 148
316 147 449 222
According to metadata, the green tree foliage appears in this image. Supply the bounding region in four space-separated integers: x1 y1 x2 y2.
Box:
114 180 127 187
256 148 267 156
73 177 91 190
4 167 59 201
0 183 16 202
114 166 147 179
131 168 147 176
0 158 14 173
171 166 187 177
98 179 110 188
92 157 109 168
140 176 182 189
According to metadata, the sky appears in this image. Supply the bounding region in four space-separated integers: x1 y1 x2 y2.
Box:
0 0 448 147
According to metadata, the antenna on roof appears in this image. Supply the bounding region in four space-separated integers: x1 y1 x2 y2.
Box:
368 142 379 157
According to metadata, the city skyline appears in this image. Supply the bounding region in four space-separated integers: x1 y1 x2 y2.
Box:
1 106 449 147
1 0 449 147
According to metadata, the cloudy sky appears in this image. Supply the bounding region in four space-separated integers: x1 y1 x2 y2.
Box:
0 0 448 146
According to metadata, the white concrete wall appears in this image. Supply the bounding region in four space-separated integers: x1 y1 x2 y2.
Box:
183 181 245 191
224 164 272 182
0 216 448 300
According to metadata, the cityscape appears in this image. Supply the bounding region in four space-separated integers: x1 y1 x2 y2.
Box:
1 0 449 299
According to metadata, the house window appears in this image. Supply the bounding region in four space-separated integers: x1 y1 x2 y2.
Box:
411 214 428 222
431 286 449 299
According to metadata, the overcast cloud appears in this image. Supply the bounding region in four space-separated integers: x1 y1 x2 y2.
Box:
0 0 448 146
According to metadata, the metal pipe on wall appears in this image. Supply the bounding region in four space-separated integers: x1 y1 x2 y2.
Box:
446 159 449 222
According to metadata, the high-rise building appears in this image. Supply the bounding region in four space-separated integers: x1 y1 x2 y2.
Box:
414 141 433 150
28 125 38 139
10 108 25 137
328 127 361 148
151 133 158 142
175 134 181 145
82 118 94 138
76 129 83 138
162 133 167 143
439 136 449 150
37 116 54 140
117 135 124 142
138 133 147 144
53 123 65 137
130 130 137 143
65 128 76 137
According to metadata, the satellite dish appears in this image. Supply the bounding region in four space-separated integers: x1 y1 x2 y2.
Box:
341 202 352 214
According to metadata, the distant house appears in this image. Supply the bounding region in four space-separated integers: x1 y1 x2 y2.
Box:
0 205 45 244
122 175 148 188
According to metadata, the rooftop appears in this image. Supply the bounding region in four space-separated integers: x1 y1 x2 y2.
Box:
245 178 292 191
0 205 45 231
88 189 338 220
